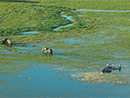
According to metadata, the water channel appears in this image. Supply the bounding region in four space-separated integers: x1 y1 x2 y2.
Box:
19 9 130 34
53 9 130 31
1 9 130 97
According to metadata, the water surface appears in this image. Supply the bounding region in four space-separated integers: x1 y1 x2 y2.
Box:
19 31 37 34
75 9 130 12
0 63 129 97
53 12 74 31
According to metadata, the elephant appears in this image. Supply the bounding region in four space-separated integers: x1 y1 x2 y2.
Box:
41 47 53 55
2 38 12 47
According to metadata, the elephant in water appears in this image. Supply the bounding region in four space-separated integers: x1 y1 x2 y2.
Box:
41 47 53 55
2 38 12 47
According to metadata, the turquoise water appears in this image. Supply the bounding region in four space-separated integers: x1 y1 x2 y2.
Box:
54 9 130 31
1 9 130 97
19 31 37 34
0 63 129 97
74 9 130 12
53 12 74 31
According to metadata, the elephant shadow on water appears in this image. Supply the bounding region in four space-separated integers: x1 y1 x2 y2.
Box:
55 53 80 57
1 47 12 52
1 38 38 53
13 43 37 47
6 47 12 51
41 47 80 57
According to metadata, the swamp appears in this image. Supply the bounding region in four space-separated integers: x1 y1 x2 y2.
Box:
0 0 130 97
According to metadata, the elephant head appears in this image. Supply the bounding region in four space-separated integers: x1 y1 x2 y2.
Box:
2 38 12 47
41 47 53 55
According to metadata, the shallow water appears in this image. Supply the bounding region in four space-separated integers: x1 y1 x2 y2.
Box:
54 9 130 31
19 31 38 34
0 35 130 97
53 23 74 31
75 9 130 12
1 8 130 97
55 54 86 62
53 12 74 31
0 63 129 97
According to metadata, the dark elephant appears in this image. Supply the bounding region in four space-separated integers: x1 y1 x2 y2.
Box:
2 38 12 47
41 47 53 55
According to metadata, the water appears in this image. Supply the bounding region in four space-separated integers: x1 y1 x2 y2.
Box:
1 9 130 97
55 54 86 62
18 9 130 32
19 31 37 34
0 63 129 97
53 12 74 31
53 23 74 31
74 9 130 12
53 9 130 31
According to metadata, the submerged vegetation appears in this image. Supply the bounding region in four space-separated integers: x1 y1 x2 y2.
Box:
0 0 130 85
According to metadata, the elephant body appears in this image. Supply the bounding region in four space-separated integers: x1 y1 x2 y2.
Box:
2 38 12 47
41 47 53 55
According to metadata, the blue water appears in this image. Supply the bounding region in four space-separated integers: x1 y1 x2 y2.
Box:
18 9 130 32
0 62 129 97
19 31 37 34
53 23 74 31
75 9 130 12
53 12 74 31
53 9 130 31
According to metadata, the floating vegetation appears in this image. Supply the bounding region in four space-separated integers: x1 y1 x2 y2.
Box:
71 72 129 85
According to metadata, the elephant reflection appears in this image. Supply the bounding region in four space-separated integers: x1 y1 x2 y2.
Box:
41 47 53 55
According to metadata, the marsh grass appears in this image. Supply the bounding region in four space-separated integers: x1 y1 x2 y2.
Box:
0 0 130 85
0 3 71 36
71 72 128 85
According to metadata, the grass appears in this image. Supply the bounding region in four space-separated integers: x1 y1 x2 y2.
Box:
0 0 130 85
0 3 71 36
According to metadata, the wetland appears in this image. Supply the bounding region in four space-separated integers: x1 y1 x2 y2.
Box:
0 0 130 97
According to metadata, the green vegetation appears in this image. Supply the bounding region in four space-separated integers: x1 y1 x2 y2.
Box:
0 2 72 36
0 0 130 36
0 0 130 85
